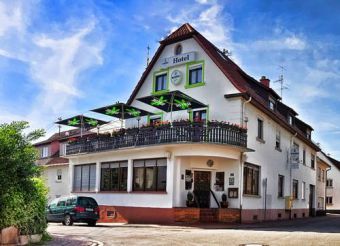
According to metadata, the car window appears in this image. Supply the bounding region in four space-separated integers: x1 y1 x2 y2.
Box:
49 198 59 208
57 199 66 207
66 197 77 206
78 197 98 207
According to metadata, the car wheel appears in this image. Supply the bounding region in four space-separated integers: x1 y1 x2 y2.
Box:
64 214 73 226
87 220 96 227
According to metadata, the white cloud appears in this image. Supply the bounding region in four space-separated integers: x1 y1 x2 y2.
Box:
253 35 306 51
0 0 105 132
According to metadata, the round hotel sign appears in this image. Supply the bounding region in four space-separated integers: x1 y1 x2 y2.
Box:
171 70 182 85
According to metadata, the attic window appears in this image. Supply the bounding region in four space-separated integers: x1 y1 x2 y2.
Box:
175 44 182 55
269 99 275 111
288 115 293 125
306 129 311 139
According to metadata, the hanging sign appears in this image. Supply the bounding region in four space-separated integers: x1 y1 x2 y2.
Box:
171 70 183 85
160 52 196 68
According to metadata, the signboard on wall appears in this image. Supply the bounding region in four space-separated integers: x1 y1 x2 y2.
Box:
160 52 196 68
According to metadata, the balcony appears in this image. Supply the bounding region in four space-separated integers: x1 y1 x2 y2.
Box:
66 121 247 155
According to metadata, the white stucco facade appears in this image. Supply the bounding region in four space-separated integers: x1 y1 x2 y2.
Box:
42 164 70 201
65 26 320 222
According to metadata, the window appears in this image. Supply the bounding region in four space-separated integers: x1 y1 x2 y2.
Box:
322 170 325 182
188 65 203 85
278 175 284 198
292 179 298 199
301 181 306 200
326 196 333 205
149 115 162 125
56 169 62 181
257 118 264 140
154 73 167 92
40 146 49 158
73 164 96 192
288 115 293 125
275 130 281 150
243 163 260 196
100 161 128 191
215 172 225 191
192 109 207 122
133 158 167 192
174 44 182 55
59 142 67 156
269 99 275 111
317 167 321 181
311 154 315 169
306 129 311 139
327 179 333 187
302 149 306 165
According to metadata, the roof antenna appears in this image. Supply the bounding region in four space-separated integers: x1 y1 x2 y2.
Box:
274 65 288 100
57 117 62 136
146 45 150 67
222 49 232 57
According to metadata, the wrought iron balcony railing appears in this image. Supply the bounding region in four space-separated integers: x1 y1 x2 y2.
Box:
66 123 247 155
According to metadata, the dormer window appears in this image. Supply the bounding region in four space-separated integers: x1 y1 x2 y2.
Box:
288 115 293 125
269 99 275 111
174 44 182 55
306 129 311 139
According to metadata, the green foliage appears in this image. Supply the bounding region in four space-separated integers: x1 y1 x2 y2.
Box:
0 121 47 234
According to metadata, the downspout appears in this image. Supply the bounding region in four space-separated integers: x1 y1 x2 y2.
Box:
325 167 331 213
289 132 298 219
239 96 251 223
241 96 252 128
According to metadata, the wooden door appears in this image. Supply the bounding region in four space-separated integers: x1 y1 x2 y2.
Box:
194 171 211 208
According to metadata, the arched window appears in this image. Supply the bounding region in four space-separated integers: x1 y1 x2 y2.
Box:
175 44 182 55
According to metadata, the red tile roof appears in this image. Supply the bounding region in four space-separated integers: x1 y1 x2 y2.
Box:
127 23 319 151
34 129 94 146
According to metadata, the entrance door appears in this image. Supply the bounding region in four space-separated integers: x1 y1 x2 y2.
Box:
194 171 211 208
309 184 315 217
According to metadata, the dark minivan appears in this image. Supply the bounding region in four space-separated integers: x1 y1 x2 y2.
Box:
46 196 100 226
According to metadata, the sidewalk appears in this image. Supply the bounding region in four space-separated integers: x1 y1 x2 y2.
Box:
46 234 103 246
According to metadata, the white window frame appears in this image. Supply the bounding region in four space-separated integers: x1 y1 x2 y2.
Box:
56 169 62 182
301 181 306 200
59 142 67 156
41 146 49 158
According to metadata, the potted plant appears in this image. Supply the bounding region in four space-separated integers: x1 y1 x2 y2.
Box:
220 193 229 208
186 191 196 207
172 119 190 127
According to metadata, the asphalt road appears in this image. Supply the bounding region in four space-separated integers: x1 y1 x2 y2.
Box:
46 214 340 246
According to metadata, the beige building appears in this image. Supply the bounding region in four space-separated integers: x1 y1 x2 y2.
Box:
316 152 331 215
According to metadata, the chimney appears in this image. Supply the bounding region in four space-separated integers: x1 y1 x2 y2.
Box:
260 76 270 88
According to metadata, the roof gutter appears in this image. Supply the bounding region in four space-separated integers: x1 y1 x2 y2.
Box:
242 96 252 128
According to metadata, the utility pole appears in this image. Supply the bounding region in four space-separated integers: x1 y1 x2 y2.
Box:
57 117 62 136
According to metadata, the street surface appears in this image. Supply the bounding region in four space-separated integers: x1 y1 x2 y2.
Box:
47 214 340 246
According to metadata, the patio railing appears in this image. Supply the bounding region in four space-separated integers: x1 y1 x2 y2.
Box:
66 123 247 155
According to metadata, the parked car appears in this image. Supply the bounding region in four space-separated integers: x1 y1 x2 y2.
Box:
46 196 100 226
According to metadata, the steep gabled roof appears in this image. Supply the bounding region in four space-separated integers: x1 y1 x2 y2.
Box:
126 23 319 150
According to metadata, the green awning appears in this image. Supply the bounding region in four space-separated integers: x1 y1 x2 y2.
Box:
55 115 108 128
91 102 153 119
136 90 207 112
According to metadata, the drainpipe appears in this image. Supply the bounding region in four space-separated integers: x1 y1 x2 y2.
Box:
289 132 298 220
325 167 331 213
239 152 245 223
241 96 252 128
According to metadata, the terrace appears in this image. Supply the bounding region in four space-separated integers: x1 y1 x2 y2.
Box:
66 121 247 155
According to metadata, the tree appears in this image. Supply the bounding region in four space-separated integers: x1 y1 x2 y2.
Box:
0 121 47 233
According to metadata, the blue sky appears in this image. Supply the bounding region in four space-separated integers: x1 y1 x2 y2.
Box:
0 0 340 158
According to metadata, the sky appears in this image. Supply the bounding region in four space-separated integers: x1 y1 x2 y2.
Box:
0 0 340 158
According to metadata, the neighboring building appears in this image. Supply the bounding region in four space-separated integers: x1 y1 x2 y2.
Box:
323 154 340 213
316 152 331 215
35 129 93 201
64 23 320 224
